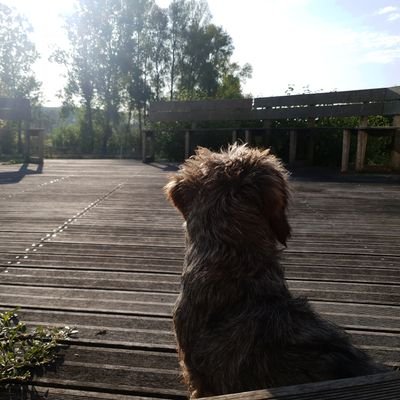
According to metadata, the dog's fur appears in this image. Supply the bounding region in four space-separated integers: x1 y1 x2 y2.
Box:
165 144 386 398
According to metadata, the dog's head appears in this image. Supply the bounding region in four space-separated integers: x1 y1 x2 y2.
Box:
165 143 291 246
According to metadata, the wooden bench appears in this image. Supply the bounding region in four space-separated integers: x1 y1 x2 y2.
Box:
148 87 400 171
0 97 44 164
200 371 400 400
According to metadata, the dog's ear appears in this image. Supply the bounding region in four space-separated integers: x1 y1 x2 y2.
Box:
269 210 291 247
164 174 196 219
259 157 291 246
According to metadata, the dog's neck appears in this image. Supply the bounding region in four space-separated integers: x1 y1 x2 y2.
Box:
184 215 286 284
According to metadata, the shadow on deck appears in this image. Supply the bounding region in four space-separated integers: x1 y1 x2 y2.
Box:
0 163 43 185
0 159 399 399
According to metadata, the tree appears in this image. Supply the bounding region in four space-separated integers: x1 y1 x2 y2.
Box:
168 0 190 100
0 3 40 99
216 62 252 99
54 0 252 157
55 0 124 155
52 21 97 154
178 23 233 99
148 5 170 101
0 3 41 152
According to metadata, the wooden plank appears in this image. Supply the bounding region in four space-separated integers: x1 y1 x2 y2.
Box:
149 108 254 122
149 99 252 113
253 88 393 108
1 159 400 400
198 372 400 400
0 97 31 120
341 129 351 172
149 87 400 122
253 102 385 119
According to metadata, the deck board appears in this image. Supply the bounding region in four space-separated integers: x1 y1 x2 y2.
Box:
0 159 399 399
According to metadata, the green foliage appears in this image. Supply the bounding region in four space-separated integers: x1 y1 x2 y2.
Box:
0 4 40 99
0 309 77 384
51 125 81 155
49 0 251 157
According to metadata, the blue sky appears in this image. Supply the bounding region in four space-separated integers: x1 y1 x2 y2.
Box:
3 0 400 104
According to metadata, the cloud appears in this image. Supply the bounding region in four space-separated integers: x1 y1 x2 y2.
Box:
388 12 400 21
376 5 400 22
377 6 398 15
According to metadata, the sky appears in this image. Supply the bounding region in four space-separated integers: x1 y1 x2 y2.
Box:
2 0 400 106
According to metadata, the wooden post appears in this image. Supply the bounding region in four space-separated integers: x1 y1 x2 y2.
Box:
289 130 297 165
307 118 316 165
391 115 400 170
263 120 271 149
232 130 237 144
355 116 368 172
341 129 351 172
149 131 155 162
38 129 44 164
245 129 251 145
142 130 155 163
24 126 30 163
142 129 147 162
185 130 191 159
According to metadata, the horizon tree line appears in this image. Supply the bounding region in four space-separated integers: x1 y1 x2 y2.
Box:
0 0 252 156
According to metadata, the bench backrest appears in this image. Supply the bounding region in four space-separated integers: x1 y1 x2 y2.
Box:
0 97 31 121
149 86 400 122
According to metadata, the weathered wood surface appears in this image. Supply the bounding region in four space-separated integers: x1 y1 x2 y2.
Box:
149 86 400 122
0 97 31 121
0 160 400 399
199 372 400 400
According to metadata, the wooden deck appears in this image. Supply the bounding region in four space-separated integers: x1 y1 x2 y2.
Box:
0 160 399 399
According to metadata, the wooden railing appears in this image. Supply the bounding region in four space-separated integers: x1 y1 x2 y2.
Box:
147 86 400 171
0 97 44 164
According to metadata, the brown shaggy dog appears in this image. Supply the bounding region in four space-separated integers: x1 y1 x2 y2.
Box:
165 144 386 398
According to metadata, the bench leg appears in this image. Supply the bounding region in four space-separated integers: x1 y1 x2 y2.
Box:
185 130 190 159
341 129 351 172
24 129 31 163
391 131 400 170
232 130 237 144
355 130 368 172
245 129 251 145
289 130 297 165
38 130 44 164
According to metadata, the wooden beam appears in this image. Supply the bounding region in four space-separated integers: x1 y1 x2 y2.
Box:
185 130 191 159
232 130 237 144
0 97 31 120
391 115 400 170
289 130 297 165
142 131 155 163
307 118 316 165
150 87 400 123
253 87 393 109
245 130 251 145
142 129 147 162
263 120 271 148
38 129 44 164
24 125 31 163
198 372 400 400
355 116 368 172
341 129 351 172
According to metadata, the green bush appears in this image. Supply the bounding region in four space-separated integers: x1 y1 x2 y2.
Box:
51 125 81 155
0 309 77 384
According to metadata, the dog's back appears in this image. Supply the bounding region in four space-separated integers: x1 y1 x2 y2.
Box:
166 144 387 398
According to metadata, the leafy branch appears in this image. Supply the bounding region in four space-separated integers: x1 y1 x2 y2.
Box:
0 309 77 383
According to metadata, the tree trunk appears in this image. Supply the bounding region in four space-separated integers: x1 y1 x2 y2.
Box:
102 123 112 156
